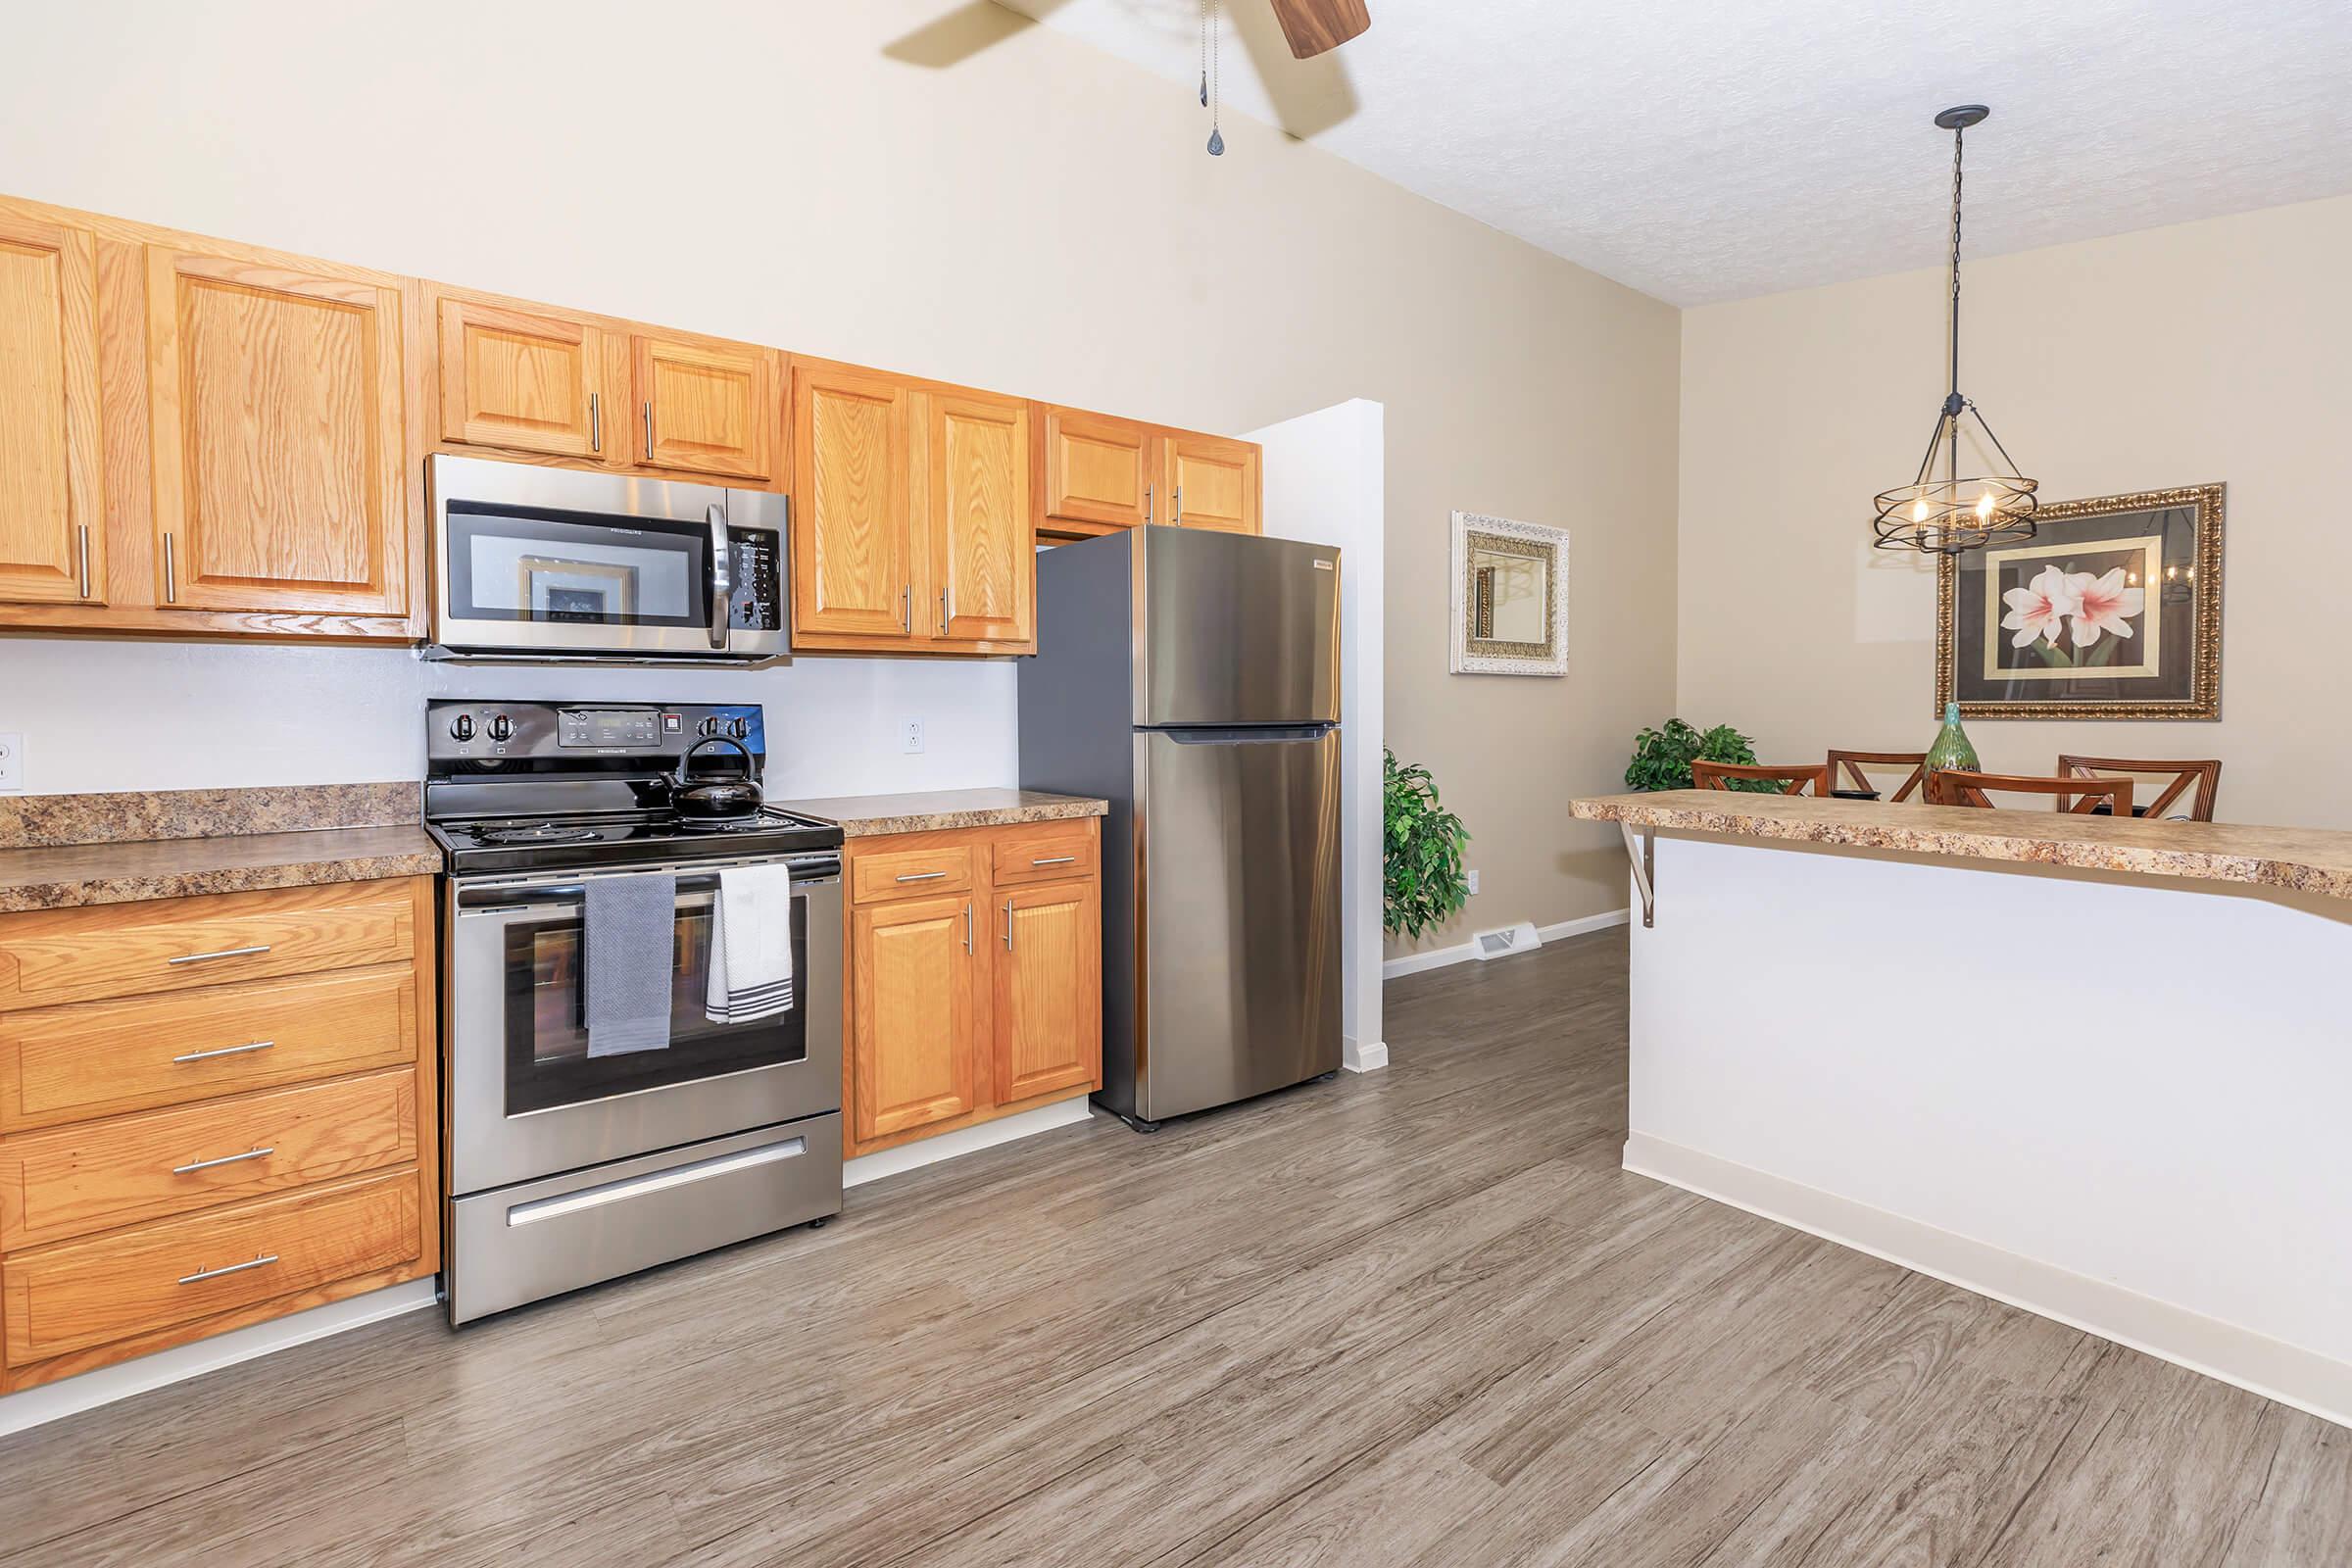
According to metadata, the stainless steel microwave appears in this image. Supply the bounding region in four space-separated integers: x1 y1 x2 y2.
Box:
425 454 789 665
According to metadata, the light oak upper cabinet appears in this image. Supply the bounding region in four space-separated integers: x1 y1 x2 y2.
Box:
145 244 411 616
851 892 983 1145
793 363 1035 656
1038 406 1154 533
433 290 615 463
0 213 104 605
993 877 1102 1104
632 332 776 482
1163 430 1260 534
793 361 915 641
926 390 1032 647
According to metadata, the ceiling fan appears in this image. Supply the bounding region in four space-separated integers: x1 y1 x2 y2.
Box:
1264 0 1372 60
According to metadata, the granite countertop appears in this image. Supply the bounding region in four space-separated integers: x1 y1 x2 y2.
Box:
779 788 1108 839
1569 790 2352 904
0 783 438 913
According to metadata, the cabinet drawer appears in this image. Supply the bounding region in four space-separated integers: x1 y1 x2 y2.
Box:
0 965 416 1133
989 821 1099 889
0 880 417 1012
0 1070 417 1250
851 842 976 905
3 1167 421 1366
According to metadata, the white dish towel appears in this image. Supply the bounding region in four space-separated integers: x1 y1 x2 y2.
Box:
705 863 795 1024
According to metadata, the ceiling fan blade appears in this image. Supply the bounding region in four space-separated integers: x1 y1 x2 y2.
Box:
882 0 1072 69
1266 0 1370 60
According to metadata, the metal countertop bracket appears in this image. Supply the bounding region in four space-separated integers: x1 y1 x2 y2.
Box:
1621 822 1656 928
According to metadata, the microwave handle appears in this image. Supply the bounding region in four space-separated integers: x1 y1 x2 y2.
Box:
708 503 732 651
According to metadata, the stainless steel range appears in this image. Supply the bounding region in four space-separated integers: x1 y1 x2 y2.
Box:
424 699 844 1325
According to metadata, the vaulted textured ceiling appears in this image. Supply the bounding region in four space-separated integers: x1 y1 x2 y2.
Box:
991 0 2352 305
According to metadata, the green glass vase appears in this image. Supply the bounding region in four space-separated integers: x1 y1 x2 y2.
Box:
1925 701 1980 779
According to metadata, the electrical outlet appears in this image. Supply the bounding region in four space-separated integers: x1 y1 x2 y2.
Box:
0 732 22 793
902 719 924 755
1466 868 1480 895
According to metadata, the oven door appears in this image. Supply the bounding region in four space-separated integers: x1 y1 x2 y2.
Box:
431 454 732 659
445 853 843 1196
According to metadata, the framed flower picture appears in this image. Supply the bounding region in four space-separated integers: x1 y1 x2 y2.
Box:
1937 484 2224 719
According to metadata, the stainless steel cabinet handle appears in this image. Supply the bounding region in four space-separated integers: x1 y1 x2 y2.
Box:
1145 484 1153 527
895 870 946 883
964 901 973 955
172 1146 273 1176
173 1039 275 1064
1003 899 1013 950
939 588 948 635
589 392 602 453
167 944 270 966
179 1253 278 1286
1031 856 1077 866
1174 485 1183 525
76 524 90 599
163 532 177 602
900 583 910 630
642 400 654 455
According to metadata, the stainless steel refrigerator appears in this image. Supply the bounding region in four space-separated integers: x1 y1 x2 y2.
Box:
1019 526 1342 1130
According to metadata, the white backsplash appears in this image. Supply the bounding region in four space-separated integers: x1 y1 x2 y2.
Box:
0 639 1017 800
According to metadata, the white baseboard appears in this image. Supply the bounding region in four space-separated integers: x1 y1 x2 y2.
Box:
1343 1037 1388 1072
1624 1132 2352 1432
1382 907 1630 980
843 1097 1094 1189
0 1278 440 1437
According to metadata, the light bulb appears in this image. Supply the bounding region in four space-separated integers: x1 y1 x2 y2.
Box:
1912 498 1930 523
1976 491 1994 519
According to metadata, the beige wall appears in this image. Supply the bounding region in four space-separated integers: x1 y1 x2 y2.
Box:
1679 196 2352 829
0 0 1681 958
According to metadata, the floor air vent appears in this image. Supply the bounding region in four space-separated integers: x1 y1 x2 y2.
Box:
1472 921 1542 960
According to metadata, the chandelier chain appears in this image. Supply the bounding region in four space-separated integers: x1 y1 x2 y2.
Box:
1947 123 1965 406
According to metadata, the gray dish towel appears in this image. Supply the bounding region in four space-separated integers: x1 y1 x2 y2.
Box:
585 873 677 1057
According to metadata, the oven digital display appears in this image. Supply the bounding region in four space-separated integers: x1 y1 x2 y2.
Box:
557 708 662 749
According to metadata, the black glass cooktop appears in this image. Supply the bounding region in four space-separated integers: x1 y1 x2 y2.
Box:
428 808 843 876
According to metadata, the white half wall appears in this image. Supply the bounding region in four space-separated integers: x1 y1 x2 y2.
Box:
1251 399 1386 1072
1628 832 2352 1425
0 642 1017 800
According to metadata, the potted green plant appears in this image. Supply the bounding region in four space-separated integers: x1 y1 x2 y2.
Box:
1384 749 1470 940
1624 719 1774 791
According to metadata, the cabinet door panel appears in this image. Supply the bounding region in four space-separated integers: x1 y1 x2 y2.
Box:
793 364 913 641
852 893 979 1143
1165 432 1260 535
146 247 409 614
634 334 773 481
929 391 1032 646
0 215 103 605
994 879 1101 1104
1040 406 1152 530
435 294 610 461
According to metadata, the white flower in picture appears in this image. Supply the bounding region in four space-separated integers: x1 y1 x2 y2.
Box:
2067 566 2146 647
2000 564 2080 649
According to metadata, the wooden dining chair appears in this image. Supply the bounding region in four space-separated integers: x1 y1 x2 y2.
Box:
2056 756 2222 821
1824 749 1928 803
1690 760 1832 796
1926 769 2132 816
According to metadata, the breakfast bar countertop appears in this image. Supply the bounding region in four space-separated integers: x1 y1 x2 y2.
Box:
778 788 1109 839
1570 789 2352 903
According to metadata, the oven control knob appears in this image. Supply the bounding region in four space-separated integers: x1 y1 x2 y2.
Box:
486 714 514 743
449 713 475 742
726 717 751 740
698 716 722 738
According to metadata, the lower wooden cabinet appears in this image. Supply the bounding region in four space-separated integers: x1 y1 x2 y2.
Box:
842 819 1102 1154
0 876 438 1392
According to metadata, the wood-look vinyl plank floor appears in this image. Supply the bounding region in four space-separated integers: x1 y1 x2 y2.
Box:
4 929 2343 1566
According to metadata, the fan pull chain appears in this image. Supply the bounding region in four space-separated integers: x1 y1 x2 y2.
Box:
1206 0 1224 155
1199 0 1208 106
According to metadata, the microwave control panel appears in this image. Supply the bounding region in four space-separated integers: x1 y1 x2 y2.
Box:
728 529 782 633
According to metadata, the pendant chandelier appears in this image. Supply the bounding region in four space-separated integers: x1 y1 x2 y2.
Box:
1872 105 2038 555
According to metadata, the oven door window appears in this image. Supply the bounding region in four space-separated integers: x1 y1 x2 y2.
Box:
445 500 711 629
502 887 807 1116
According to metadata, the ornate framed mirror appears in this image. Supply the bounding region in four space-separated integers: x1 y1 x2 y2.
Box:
1449 511 1568 676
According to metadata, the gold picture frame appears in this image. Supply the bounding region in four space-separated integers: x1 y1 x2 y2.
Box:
1936 483 2224 720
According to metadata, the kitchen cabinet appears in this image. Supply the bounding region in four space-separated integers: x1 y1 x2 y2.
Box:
0 876 438 1393
145 241 414 616
433 289 615 462
841 817 1102 1155
632 330 777 481
792 359 1034 656
0 211 104 605
1034 404 1261 540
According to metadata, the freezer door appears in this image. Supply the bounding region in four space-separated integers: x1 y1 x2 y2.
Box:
1139 528 1340 727
1137 725 1343 1120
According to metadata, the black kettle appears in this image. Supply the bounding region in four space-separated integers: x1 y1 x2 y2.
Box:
669 737 763 819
